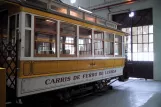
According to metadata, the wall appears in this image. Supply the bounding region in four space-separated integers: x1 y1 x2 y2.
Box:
153 0 161 81
61 0 90 8
61 0 161 81
93 0 161 81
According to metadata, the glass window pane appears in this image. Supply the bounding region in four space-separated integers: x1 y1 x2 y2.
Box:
133 53 138 61
149 25 153 33
149 52 154 61
79 27 92 56
70 9 83 19
35 17 57 34
143 35 148 43
132 27 137 35
143 44 148 52
115 43 122 56
138 35 142 43
138 44 143 52
143 26 148 34
132 36 137 43
25 30 31 57
149 43 153 52
94 31 104 56
149 34 153 43
143 52 149 61
35 17 57 56
138 53 144 61
104 33 114 41
115 35 122 43
85 14 96 22
51 3 67 14
25 14 31 28
94 41 104 55
138 26 142 34
133 44 137 52
94 31 104 39
60 22 77 56
105 42 114 55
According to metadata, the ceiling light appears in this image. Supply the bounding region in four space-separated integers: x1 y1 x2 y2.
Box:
78 6 92 14
129 12 135 18
70 0 76 4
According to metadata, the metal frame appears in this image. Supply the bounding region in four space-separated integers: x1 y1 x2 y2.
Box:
0 11 20 103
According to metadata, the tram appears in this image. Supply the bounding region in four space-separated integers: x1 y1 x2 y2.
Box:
0 0 128 105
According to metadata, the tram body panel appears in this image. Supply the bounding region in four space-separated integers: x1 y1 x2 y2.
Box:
0 1 127 100
17 67 123 97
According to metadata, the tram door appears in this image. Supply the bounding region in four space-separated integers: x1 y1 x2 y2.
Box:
0 10 20 102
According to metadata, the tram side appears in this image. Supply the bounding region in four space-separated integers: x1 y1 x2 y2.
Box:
0 1 128 104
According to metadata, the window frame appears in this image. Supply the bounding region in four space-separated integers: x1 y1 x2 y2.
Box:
27 14 124 58
59 21 77 57
123 25 154 61
94 30 104 56
79 26 92 57
34 16 57 57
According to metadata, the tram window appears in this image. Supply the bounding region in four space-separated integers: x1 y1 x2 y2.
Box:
85 14 96 23
25 30 31 57
94 31 104 56
104 33 114 56
25 14 31 28
34 17 57 56
115 35 122 56
60 22 77 57
51 4 67 14
79 27 92 56
70 9 83 19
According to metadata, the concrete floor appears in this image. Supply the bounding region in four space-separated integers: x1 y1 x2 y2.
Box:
7 78 161 107
68 78 161 107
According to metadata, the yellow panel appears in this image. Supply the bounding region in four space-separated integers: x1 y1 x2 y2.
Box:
77 60 93 71
58 60 78 72
114 59 124 67
104 59 115 68
0 68 6 107
18 59 125 79
32 61 58 75
23 62 31 76
93 60 105 69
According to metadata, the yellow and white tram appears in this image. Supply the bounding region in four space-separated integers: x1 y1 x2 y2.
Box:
0 0 128 104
